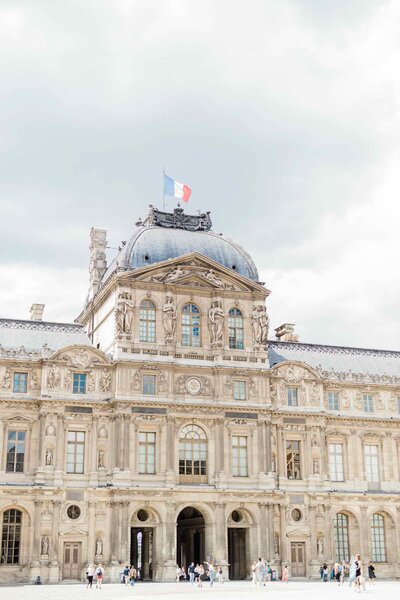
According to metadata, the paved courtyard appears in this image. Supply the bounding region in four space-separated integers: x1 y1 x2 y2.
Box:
0 581 398 600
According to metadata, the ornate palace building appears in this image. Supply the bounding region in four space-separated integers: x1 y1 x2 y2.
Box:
1 205 400 583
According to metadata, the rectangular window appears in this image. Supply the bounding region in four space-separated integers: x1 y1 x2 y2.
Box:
232 435 248 476
329 443 344 481
12 372 28 394
363 394 374 413
365 445 379 482
6 431 26 473
233 380 246 401
328 392 340 411
287 387 298 407
286 440 301 479
66 431 85 474
73 373 86 394
143 374 156 395
138 432 156 474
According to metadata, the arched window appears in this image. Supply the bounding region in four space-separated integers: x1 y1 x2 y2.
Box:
181 304 201 347
139 300 156 342
1 509 22 564
179 424 207 483
333 513 350 561
371 514 386 562
228 308 244 349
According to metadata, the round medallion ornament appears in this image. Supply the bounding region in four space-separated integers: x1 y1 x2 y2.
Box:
67 505 81 520
186 377 202 395
291 508 302 522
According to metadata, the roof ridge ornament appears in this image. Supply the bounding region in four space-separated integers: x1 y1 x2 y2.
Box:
145 204 212 231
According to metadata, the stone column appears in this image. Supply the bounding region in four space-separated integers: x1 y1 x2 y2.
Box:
32 500 42 564
124 418 130 470
162 501 176 579
323 504 332 562
121 501 129 563
258 503 267 557
265 423 272 473
55 415 64 470
279 504 287 564
258 422 265 474
114 417 121 470
309 506 317 563
277 426 285 483
214 502 227 566
90 418 98 472
267 504 274 563
359 505 369 562
110 502 118 563
119 416 125 470
166 419 175 484
87 501 96 563
37 414 45 467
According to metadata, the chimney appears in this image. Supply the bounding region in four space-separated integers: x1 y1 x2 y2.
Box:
30 303 45 321
275 323 299 342
89 227 108 300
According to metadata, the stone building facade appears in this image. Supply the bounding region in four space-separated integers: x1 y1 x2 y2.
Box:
1 205 400 583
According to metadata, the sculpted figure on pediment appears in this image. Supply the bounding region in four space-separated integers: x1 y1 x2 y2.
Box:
99 369 111 393
252 304 269 348
311 434 319 448
47 365 61 389
203 269 224 287
208 300 224 347
63 370 72 391
131 371 141 391
376 393 384 411
354 392 363 410
115 293 135 334
88 372 95 392
224 377 233 396
341 390 350 409
154 265 187 283
45 449 53 466
309 382 320 405
162 293 177 343
30 370 40 389
248 378 257 397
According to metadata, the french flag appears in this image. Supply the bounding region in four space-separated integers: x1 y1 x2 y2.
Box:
164 174 191 203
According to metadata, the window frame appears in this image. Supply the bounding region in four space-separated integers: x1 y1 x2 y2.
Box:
138 431 156 474
12 372 28 394
66 430 86 474
139 299 156 343
181 303 201 348
72 372 87 395
329 442 344 481
232 435 248 477
286 439 302 480
364 444 380 483
333 512 350 562
233 380 247 401
287 387 298 407
1 509 22 565
328 391 340 411
228 308 244 350
371 513 386 562
142 374 156 396
6 430 26 473
363 394 374 413
179 424 207 483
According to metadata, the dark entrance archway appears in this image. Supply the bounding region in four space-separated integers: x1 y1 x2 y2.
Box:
176 507 205 568
228 527 247 580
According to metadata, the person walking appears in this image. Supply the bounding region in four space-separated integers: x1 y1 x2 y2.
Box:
355 554 365 592
217 565 224 583
334 561 341 585
123 565 130 586
368 561 376 585
129 565 136 586
197 564 205 587
188 562 195 585
340 560 347 585
322 563 328 582
206 561 216 586
282 565 289 583
349 556 356 588
251 560 257 585
176 565 182 582
95 564 104 589
86 564 95 589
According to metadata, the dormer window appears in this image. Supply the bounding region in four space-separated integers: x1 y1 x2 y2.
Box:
139 300 156 342
228 308 244 349
181 304 201 347
73 373 86 394
12 372 28 394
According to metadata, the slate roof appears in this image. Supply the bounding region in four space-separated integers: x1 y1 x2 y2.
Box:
0 318 90 354
268 340 400 381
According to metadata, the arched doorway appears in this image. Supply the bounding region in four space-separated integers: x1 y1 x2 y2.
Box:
176 507 205 567
228 509 248 580
130 509 154 580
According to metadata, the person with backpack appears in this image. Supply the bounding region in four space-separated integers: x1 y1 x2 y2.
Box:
129 565 137 586
188 562 195 584
95 564 104 589
123 565 130 586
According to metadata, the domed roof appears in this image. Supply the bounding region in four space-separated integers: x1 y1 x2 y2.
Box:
105 205 259 282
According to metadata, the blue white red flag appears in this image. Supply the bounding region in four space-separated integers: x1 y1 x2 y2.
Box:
164 174 191 203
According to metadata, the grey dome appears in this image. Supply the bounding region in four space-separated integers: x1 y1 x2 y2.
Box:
118 226 259 281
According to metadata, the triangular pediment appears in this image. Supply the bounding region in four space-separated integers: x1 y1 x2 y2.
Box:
59 527 87 537
49 345 111 367
118 252 269 295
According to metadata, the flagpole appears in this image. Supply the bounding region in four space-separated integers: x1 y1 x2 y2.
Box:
162 167 166 211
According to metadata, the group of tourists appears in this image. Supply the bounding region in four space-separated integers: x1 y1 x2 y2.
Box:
251 558 274 585
176 561 224 586
86 564 105 589
320 556 376 590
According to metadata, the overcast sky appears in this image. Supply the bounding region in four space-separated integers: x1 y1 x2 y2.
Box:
1 0 399 350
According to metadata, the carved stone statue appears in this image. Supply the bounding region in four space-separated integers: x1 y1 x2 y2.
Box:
97 426 108 440
47 365 60 389
208 301 224 347
1 368 11 389
252 304 269 348
98 450 105 469
45 449 53 466
115 293 135 334
203 269 224 287
88 371 95 392
99 369 111 392
164 265 186 283
317 536 324 555
162 294 177 343
311 434 319 448
45 422 56 436
313 458 320 475
95 537 103 556
274 534 279 556
63 370 72 391
41 536 49 556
